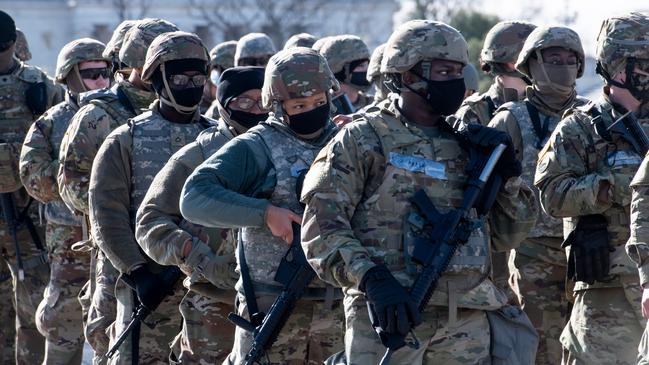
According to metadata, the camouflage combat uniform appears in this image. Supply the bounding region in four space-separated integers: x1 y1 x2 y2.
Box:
20 38 109 365
89 31 210 364
535 14 649 362
488 26 588 365
58 19 175 364
0 52 63 364
204 40 237 119
181 48 345 364
135 119 241 363
300 20 538 365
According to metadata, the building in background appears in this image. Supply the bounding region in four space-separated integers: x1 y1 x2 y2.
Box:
2 0 398 74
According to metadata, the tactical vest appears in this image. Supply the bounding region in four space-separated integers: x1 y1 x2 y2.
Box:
0 63 47 193
239 123 323 286
565 101 641 283
353 110 506 310
196 119 235 160
499 101 563 239
42 99 83 226
129 111 209 218
459 83 502 126
79 84 138 126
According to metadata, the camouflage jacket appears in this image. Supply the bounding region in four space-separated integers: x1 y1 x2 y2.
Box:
20 91 82 226
0 60 63 198
629 155 649 287
58 81 155 215
135 118 237 295
455 81 511 126
535 95 643 290
489 94 588 261
300 100 537 309
89 102 209 274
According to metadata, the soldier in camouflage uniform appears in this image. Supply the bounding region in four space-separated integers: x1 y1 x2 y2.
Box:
203 40 237 118
312 36 335 53
319 35 373 112
284 33 318 50
300 20 538 364
14 29 31 62
536 12 649 365
363 43 392 111
0 10 63 365
102 20 138 77
234 33 276 67
89 31 213 364
136 66 268 363
181 47 345 364
20 37 110 365
58 18 177 364
456 21 536 126
487 25 588 365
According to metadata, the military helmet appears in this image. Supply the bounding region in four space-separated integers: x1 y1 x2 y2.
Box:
261 47 339 110
284 33 318 50
312 36 334 52
14 29 31 61
367 43 386 82
55 38 109 83
381 20 469 74
141 31 209 83
119 18 178 69
319 35 370 75
595 12 649 81
480 21 536 69
102 19 138 61
516 26 585 78
463 63 479 91
234 33 276 66
209 40 237 69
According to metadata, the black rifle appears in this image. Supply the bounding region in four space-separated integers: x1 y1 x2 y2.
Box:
0 193 46 281
102 265 182 363
332 93 355 115
228 222 315 365
605 110 649 155
372 144 507 365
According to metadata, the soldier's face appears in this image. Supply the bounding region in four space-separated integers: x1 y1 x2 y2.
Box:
78 60 110 90
0 41 15 62
540 47 578 66
282 92 328 116
413 59 464 82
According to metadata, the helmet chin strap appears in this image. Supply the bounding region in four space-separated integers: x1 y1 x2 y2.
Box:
160 62 199 114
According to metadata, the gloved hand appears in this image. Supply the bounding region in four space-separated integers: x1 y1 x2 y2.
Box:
561 214 613 285
360 265 421 336
611 172 634 206
184 239 237 289
129 266 167 311
457 123 522 180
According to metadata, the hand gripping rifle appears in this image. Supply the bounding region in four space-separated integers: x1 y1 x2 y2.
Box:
604 110 649 155
372 144 507 365
228 222 315 365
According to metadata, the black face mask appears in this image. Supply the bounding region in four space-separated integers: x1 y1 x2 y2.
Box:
286 103 330 136
350 71 370 89
167 86 204 108
229 109 268 129
407 73 466 116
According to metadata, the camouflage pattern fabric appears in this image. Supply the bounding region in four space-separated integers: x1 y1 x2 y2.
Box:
209 40 237 70
0 260 16 364
36 222 88 365
366 43 390 106
135 120 239 363
234 32 276 66
300 100 537 361
480 21 536 68
102 20 138 61
86 249 118 365
261 47 339 110
311 36 334 52
14 28 31 62
89 101 208 363
225 293 344 365
595 12 649 82
516 26 585 79
141 31 209 83
534 96 645 363
118 18 178 69
284 33 318 50
639 320 649 365
318 35 370 74
455 82 510 126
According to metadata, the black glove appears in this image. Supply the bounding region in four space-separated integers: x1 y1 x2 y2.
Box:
561 214 613 285
129 266 168 311
360 265 421 337
457 123 522 180
25 82 48 116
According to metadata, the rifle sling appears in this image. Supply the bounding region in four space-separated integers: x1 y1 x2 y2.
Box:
237 239 261 322
525 101 550 149
17 198 45 252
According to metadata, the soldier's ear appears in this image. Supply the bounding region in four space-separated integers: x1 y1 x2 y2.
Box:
401 70 416 86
